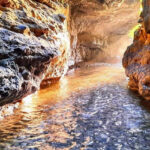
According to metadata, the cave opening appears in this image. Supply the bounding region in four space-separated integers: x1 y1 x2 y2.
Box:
69 0 140 66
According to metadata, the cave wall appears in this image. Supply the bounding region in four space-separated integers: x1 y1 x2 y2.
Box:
69 0 140 66
0 0 70 105
123 0 150 100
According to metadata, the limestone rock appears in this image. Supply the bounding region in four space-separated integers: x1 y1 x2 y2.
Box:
0 0 70 105
123 0 150 100
69 0 139 66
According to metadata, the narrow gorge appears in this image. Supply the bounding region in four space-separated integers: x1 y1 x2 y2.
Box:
1 0 150 149
0 0 140 105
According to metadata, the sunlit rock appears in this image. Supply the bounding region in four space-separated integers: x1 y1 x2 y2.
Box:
123 0 150 100
0 0 70 105
69 0 139 66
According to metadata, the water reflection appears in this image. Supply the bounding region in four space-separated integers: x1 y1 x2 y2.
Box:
0 64 150 149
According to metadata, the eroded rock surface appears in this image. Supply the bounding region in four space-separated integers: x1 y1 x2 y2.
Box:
123 0 150 100
0 0 70 105
69 0 140 66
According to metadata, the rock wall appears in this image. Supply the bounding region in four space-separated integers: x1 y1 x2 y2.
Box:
0 0 70 105
0 0 140 105
69 0 139 66
123 0 150 100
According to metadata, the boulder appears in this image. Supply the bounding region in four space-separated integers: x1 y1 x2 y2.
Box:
0 0 70 105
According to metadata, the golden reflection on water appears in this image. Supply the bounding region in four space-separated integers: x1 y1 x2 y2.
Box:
22 64 125 108
19 64 125 132
18 64 125 149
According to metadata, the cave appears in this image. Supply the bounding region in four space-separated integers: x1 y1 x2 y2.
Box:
1 0 150 149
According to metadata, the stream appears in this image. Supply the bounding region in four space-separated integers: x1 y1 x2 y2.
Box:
0 63 150 150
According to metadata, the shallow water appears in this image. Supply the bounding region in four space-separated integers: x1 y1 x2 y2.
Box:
0 63 150 150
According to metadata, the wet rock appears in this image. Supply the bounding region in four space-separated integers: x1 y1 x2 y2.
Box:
123 0 150 100
0 28 57 105
0 0 70 105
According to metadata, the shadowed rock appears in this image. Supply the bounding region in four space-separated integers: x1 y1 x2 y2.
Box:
0 0 70 105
